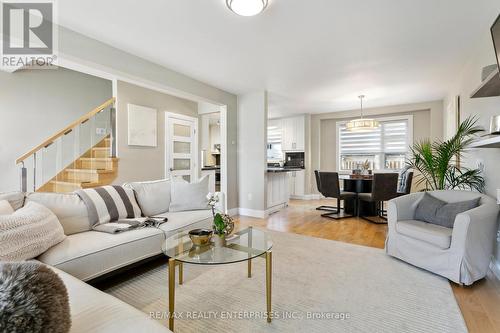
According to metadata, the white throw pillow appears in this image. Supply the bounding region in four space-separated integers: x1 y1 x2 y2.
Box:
124 179 171 216
26 192 90 235
169 176 210 212
0 201 66 261
0 200 14 215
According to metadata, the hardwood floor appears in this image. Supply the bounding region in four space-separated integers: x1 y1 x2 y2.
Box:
234 199 500 333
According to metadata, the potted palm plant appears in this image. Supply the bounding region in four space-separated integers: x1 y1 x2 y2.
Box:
405 116 485 192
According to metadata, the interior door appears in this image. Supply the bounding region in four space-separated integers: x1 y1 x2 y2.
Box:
166 114 198 182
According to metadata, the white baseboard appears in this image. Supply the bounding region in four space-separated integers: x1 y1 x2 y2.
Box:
235 204 288 219
290 194 321 200
227 208 239 217
237 208 267 219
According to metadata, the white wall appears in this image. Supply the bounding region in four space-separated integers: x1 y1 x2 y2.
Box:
238 92 268 213
0 68 112 192
114 80 198 184
444 33 500 277
58 26 239 210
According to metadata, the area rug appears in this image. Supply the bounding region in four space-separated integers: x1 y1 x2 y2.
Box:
104 229 468 333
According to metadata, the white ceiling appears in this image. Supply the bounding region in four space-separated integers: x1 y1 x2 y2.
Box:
58 0 500 117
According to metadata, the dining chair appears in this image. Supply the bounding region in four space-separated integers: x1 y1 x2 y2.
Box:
314 170 337 212
315 171 357 220
397 170 413 196
357 173 399 223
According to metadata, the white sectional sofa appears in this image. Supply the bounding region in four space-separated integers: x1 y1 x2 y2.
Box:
53 265 170 333
24 188 222 281
0 180 224 332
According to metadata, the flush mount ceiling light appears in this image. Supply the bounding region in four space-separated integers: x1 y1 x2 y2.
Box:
226 0 268 16
346 95 380 132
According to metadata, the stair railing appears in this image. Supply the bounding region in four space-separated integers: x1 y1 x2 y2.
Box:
16 97 116 192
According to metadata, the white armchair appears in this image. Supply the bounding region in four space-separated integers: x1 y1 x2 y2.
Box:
385 190 499 285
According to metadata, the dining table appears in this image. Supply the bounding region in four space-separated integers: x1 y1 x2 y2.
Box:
338 174 377 216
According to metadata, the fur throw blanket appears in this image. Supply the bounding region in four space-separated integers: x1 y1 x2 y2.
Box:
0 261 71 333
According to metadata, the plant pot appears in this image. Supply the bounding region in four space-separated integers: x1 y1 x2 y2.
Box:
213 234 226 247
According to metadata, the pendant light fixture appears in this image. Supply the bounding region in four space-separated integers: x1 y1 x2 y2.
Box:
346 95 380 132
226 0 268 16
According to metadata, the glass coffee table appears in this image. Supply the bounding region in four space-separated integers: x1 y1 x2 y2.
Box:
163 226 273 331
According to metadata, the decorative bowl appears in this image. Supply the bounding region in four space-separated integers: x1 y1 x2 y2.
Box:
189 229 213 247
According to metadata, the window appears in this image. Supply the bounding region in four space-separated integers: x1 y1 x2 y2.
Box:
337 116 413 172
267 125 283 161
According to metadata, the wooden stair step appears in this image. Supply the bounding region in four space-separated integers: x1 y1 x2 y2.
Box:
65 168 114 174
79 157 118 162
92 147 110 158
50 180 100 187
96 137 112 148
78 157 117 170
64 168 113 182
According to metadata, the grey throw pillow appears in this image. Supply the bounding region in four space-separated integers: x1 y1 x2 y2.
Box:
415 192 480 228
0 261 71 333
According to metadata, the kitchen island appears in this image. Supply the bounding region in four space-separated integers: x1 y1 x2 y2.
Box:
266 168 303 213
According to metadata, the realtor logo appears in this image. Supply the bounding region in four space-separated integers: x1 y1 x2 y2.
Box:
1 0 57 68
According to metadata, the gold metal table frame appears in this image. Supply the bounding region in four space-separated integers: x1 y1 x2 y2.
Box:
165 227 273 331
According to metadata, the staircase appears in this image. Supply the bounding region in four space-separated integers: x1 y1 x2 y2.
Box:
17 98 118 193
37 136 118 192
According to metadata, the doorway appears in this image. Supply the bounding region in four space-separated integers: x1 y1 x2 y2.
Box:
165 113 198 182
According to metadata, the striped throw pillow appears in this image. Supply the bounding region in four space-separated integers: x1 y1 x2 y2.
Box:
75 186 142 226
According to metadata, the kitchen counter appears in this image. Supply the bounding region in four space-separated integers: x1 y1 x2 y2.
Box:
267 167 304 173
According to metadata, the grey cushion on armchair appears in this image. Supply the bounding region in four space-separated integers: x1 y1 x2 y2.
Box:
385 190 499 285
414 192 480 228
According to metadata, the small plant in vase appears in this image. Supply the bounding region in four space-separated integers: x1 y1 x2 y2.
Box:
207 193 234 247
361 159 371 175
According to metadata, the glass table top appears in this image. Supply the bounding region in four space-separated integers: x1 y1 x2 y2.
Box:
163 227 273 265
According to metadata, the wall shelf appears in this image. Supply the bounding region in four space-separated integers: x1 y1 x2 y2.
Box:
469 135 500 148
470 67 500 98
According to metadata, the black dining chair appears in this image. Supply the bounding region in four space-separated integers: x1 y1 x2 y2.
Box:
397 170 413 196
315 171 357 220
315 170 337 212
357 173 399 224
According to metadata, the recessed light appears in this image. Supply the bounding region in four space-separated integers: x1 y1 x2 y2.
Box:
226 0 268 17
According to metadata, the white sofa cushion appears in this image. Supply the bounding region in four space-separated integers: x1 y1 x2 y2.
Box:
0 200 14 214
48 265 170 333
0 191 25 210
0 201 66 261
156 210 213 238
37 228 164 281
396 219 453 250
26 192 90 235
169 176 210 212
124 179 171 216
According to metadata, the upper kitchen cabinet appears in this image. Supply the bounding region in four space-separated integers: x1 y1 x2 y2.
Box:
282 116 305 151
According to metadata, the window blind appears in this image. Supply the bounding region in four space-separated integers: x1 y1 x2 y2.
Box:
339 119 409 155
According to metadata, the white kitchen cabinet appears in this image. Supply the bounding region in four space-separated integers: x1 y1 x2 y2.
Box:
282 116 305 151
267 172 290 210
289 170 305 198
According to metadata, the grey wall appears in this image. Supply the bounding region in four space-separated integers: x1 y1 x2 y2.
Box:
0 68 112 192
114 80 198 185
238 92 268 212
444 33 500 276
309 101 443 194
58 26 239 210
